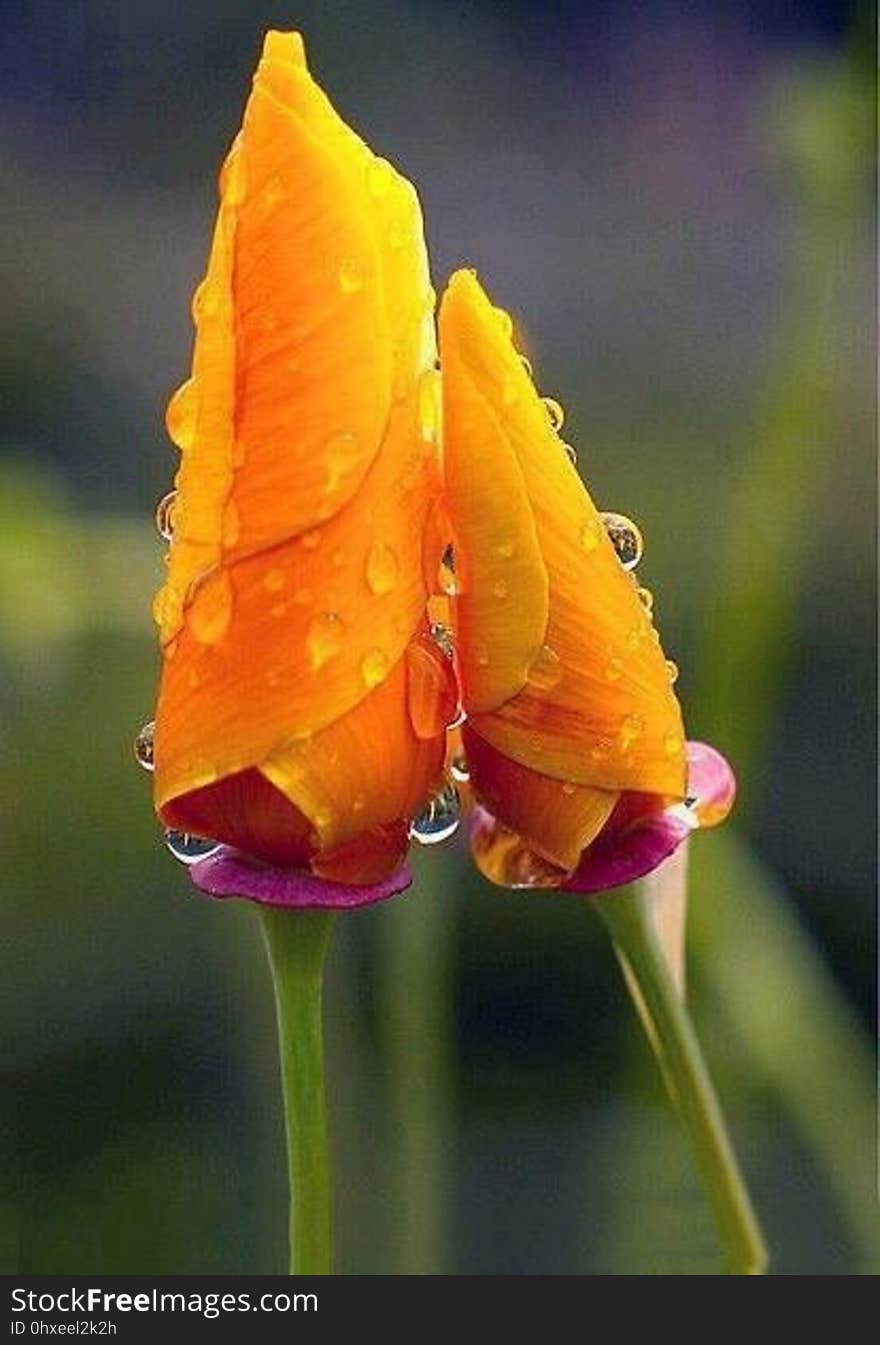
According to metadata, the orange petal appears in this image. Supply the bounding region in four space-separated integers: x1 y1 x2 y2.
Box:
462 724 618 870
439 270 686 799
160 768 312 869
152 31 443 867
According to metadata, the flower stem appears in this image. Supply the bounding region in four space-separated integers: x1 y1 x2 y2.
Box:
594 882 768 1275
259 908 335 1275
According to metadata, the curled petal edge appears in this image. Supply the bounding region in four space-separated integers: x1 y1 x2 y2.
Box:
189 845 412 910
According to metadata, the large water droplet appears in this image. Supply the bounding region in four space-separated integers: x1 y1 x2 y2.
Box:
601 512 644 571
366 541 399 595
366 156 393 197
519 354 534 377
307 613 344 671
450 752 470 783
470 813 566 889
134 720 155 771
189 571 233 646
666 659 680 685
155 491 177 542
409 781 461 846
361 647 389 688
542 396 565 432
562 442 578 464
619 712 645 751
165 830 222 865
429 621 455 660
526 644 562 692
339 258 364 294
166 379 198 451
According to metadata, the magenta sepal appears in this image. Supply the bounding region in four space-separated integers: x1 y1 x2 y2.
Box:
562 741 735 896
189 846 413 910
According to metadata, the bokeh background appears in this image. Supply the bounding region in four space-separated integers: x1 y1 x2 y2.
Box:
2 0 876 1275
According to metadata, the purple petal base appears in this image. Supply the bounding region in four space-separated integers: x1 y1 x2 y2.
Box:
189 846 413 910
561 807 696 895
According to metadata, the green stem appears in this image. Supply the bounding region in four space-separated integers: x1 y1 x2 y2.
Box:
260 908 335 1275
595 883 767 1275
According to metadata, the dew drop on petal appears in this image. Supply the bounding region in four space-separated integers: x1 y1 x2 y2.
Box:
429 621 455 660
450 752 470 783
264 568 286 593
301 529 322 551
494 539 515 559
636 585 654 613
306 613 344 672
495 307 513 339
188 571 233 646
563 442 578 464
361 647 389 688
519 354 533 377
134 720 155 771
474 641 490 668
155 490 177 542
542 396 565 432
339 258 364 294
619 712 645 751
492 578 508 599
526 644 562 692
606 656 623 681
664 729 685 757
166 379 198 451
438 544 458 596
601 512 644 571
666 659 680 685
470 814 567 889
366 540 399 595
410 781 461 846
324 432 359 495
165 830 222 865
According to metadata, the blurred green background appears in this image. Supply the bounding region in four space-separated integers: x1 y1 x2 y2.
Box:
1 0 876 1275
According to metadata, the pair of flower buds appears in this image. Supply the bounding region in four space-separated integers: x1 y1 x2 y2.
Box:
149 31 733 906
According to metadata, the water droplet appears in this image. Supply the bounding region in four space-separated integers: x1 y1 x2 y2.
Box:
222 497 240 547
438 544 458 596
519 354 533 377
191 280 220 323
666 659 680 685
619 712 645 751
151 583 182 632
362 647 389 688
165 830 222 865
166 379 198 451
626 626 643 652
494 539 515 559
542 397 565 432
264 568 286 593
475 642 490 668
366 541 399 595
470 814 566 889
448 704 467 730
562 442 578 464
259 175 285 212
155 491 177 541
339 258 364 294
188 571 233 646
429 622 455 660
495 308 513 339
324 432 360 497
366 156 393 197
579 518 601 552
492 578 508 599
664 729 685 758
306 613 344 672
601 512 644 571
409 781 461 846
450 752 470 783
134 720 155 771
607 656 623 681
526 644 562 692
636 585 654 613
352 794 366 813
561 782 576 796
301 530 322 550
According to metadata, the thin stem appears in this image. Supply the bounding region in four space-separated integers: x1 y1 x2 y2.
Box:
595 883 768 1275
260 908 336 1275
